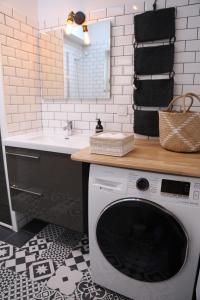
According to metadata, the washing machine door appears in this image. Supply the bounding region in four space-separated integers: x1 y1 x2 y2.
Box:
96 198 188 283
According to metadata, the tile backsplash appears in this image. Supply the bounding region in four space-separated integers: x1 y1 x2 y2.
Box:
1 0 200 136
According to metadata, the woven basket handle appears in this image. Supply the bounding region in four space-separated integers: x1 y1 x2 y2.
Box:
166 93 194 113
184 92 200 105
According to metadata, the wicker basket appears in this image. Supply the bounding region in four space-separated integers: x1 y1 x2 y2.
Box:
159 92 200 153
90 132 134 157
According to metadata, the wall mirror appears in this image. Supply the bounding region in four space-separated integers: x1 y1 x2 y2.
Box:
39 20 111 100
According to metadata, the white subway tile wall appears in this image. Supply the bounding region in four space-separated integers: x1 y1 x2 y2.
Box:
0 3 42 135
39 0 200 135
40 30 64 100
1 0 200 136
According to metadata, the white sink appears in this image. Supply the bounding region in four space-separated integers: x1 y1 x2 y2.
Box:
3 132 90 154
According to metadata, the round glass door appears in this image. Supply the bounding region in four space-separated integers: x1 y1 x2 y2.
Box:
96 198 188 282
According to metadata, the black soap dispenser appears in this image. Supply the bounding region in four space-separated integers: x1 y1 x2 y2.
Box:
96 119 103 133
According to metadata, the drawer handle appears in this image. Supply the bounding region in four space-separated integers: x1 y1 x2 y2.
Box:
10 185 42 197
6 152 40 160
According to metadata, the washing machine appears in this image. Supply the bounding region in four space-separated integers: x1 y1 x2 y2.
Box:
89 164 200 300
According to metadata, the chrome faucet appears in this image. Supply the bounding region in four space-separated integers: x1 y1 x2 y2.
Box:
63 120 73 136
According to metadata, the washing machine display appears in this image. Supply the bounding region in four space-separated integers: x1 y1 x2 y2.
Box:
161 179 191 196
96 198 188 283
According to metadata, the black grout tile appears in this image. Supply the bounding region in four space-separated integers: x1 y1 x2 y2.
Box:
5 230 35 248
22 219 48 234
0 225 14 242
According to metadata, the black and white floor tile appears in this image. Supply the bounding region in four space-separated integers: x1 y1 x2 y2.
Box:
0 243 17 264
34 285 73 300
75 270 129 300
73 235 89 255
56 229 83 249
37 224 65 242
47 265 83 296
24 258 60 284
64 250 90 272
22 235 53 257
0 223 130 300
3 249 37 274
0 274 41 300
0 267 18 294
40 242 72 265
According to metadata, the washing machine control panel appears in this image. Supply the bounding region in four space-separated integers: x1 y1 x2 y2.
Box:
127 169 200 206
90 165 200 206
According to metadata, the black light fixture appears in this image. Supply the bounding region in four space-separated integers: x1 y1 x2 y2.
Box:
65 11 90 45
74 11 86 25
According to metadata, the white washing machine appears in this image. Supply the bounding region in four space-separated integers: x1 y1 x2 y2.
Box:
197 270 200 300
89 164 200 300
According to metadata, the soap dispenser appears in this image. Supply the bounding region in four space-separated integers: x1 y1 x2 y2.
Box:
96 119 103 133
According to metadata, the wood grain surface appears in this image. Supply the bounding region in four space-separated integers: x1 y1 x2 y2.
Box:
71 139 200 178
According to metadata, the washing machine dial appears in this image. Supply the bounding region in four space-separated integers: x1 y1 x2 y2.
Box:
136 178 149 191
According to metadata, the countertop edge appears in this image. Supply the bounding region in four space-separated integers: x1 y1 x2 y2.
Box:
71 143 200 178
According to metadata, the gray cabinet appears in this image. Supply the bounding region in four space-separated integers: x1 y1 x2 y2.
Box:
6 147 89 233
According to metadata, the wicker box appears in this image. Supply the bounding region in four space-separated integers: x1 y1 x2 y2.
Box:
90 132 134 157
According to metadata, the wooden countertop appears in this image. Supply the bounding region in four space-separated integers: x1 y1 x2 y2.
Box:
71 139 200 178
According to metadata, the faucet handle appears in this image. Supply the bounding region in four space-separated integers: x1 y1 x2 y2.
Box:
63 120 73 136
67 120 72 129
63 120 72 131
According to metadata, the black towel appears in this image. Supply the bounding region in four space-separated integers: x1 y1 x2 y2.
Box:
134 110 159 137
134 78 174 107
134 44 174 75
134 7 175 43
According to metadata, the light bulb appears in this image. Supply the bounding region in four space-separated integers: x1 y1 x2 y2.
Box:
82 24 90 45
133 5 138 11
65 20 73 35
84 31 90 45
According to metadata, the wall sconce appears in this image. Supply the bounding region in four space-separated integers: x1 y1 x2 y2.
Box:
65 11 90 45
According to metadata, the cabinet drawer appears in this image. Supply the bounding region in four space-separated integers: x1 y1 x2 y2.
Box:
6 148 40 160
10 184 43 215
6 147 42 190
6 147 89 232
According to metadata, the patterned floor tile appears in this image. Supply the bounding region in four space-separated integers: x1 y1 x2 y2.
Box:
47 265 83 297
22 236 53 257
3 249 37 274
40 242 72 265
34 285 76 300
73 235 89 255
65 250 90 272
37 224 65 242
0 223 131 300
0 242 17 264
0 274 42 300
24 258 60 284
75 270 129 300
0 267 18 294
56 229 83 249
34 285 55 300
